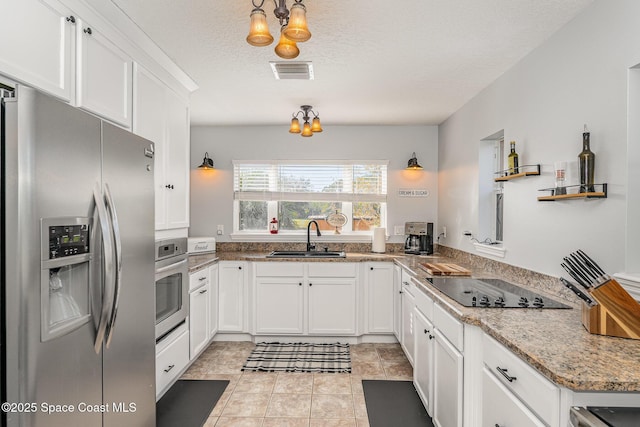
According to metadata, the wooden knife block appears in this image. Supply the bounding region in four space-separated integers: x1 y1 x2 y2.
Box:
581 278 640 340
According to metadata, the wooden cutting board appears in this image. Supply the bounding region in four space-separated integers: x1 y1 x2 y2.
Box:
420 262 471 276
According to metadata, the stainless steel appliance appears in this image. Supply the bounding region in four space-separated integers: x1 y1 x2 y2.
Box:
155 238 188 339
1 85 156 426
404 221 434 255
570 406 640 427
426 277 572 308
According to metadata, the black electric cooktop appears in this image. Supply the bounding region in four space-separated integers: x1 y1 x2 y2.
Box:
427 277 572 309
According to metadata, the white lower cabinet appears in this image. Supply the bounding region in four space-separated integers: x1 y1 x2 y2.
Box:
400 281 415 365
208 263 219 339
365 262 394 334
189 282 209 359
393 265 402 340
218 261 247 332
482 367 545 427
155 323 189 399
413 307 434 416
253 262 357 335
433 329 464 427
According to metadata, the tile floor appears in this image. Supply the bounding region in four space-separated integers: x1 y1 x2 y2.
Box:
180 341 413 427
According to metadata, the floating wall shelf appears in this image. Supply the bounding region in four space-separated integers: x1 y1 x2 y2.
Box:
537 183 607 201
494 164 541 182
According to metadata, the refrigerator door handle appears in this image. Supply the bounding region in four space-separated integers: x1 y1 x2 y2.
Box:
93 185 116 354
103 183 122 348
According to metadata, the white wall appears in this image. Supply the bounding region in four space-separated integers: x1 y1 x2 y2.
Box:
190 125 438 243
438 0 640 277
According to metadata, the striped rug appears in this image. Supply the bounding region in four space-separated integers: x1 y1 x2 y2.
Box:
241 342 351 373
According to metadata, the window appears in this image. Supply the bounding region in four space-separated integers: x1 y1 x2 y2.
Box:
233 160 388 234
479 131 504 244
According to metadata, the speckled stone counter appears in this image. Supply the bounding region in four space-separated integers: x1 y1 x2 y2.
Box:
190 250 640 391
394 257 640 392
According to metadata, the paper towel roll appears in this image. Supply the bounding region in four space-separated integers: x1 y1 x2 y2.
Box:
372 227 386 253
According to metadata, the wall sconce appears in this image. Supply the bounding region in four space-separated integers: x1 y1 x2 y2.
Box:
198 152 214 169
406 152 423 170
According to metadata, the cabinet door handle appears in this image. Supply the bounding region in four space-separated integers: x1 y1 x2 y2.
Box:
165 184 174 189
66 16 76 24
83 27 92 35
199 289 207 294
428 334 434 340
199 276 206 281
496 366 517 382
309 283 313 286
163 364 175 373
299 282 302 286
238 266 242 270
424 329 430 334
399 290 403 294
370 267 374 270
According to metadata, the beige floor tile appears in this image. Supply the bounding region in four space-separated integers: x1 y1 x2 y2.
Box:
313 374 352 394
376 346 406 362
350 376 364 395
221 392 270 417
382 360 413 379
350 361 386 379
215 417 264 427
266 393 312 418
352 393 368 419
263 418 309 427
235 372 277 393
203 416 219 427
274 373 314 394
309 418 357 427
349 350 380 363
356 417 371 427
311 394 355 418
210 389 233 417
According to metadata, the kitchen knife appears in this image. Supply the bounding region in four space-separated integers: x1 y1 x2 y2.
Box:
569 253 599 281
561 263 591 289
560 277 596 306
576 250 606 276
563 257 594 287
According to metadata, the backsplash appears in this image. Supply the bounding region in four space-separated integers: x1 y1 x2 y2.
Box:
217 242 406 254
437 245 579 304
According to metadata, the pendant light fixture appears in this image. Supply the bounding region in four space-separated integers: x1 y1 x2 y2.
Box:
289 105 322 137
406 152 423 170
246 0 311 59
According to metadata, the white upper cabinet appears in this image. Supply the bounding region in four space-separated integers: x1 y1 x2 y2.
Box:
76 17 132 128
0 0 74 101
133 64 190 231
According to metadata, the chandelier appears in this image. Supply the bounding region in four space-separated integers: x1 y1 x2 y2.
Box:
246 0 311 60
289 105 322 137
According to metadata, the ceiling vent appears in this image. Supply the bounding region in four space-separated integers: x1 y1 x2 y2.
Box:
270 61 314 80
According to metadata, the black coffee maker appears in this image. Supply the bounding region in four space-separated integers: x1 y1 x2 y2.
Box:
404 222 434 255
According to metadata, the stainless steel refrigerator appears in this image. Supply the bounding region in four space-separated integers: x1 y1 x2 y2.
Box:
1 85 156 426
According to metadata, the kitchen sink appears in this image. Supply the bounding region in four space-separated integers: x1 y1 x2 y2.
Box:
266 250 346 258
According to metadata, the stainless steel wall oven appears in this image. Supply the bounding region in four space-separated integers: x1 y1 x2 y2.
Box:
155 238 188 339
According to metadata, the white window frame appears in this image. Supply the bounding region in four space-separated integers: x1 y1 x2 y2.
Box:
231 160 388 241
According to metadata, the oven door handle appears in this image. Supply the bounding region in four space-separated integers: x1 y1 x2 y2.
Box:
104 183 122 349
156 259 188 275
93 184 115 354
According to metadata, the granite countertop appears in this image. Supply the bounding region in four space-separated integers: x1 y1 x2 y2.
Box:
394 257 640 392
190 250 640 392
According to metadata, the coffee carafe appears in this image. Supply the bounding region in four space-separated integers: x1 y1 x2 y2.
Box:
404 222 434 255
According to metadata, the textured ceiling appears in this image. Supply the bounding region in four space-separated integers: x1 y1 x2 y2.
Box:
112 0 593 126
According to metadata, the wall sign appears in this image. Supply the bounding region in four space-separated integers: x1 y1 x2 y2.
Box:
398 188 429 197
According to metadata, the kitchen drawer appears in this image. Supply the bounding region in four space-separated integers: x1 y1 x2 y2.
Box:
482 367 546 427
433 303 463 351
189 269 209 291
255 262 304 277
412 278 434 319
401 268 414 287
308 262 356 277
156 327 189 398
483 334 559 425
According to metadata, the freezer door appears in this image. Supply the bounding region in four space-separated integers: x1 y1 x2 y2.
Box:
100 122 156 426
4 86 103 426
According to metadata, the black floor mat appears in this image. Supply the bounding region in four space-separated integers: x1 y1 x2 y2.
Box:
156 379 229 427
362 380 434 427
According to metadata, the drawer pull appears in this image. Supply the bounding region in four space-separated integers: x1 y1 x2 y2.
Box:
199 276 206 281
402 281 409 286
66 16 76 23
428 334 434 340
164 364 175 373
199 289 207 294
424 329 430 334
83 27 92 35
496 366 517 382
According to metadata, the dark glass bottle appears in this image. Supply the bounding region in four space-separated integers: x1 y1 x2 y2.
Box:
579 125 595 193
507 141 519 175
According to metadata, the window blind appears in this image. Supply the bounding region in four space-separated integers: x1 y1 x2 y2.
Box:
233 161 388 202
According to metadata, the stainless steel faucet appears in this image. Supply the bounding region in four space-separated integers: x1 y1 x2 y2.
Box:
307 220 321 252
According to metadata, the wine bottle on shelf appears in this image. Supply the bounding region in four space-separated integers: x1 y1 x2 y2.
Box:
578 124 595 193
507 141 519 175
